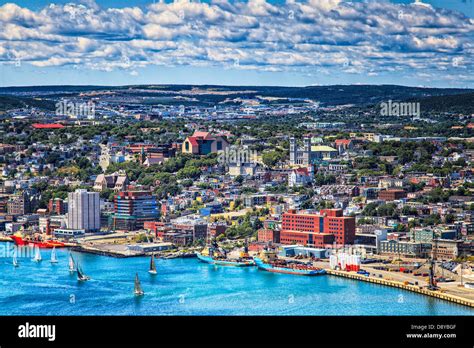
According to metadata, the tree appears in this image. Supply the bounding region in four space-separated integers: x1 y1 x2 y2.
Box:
177 166 201 179
234 175 244 184
262 150 285 167
444 214 456 224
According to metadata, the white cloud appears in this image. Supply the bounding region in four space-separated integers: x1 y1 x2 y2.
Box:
0 0 472 84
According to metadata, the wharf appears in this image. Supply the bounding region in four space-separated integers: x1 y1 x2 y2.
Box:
327 269 474 308
72 244 144 258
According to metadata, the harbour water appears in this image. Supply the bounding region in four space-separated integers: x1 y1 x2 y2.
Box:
0 244 472 316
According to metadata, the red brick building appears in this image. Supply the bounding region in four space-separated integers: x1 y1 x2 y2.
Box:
48 198 67 215
378 189 407 201
280 209 355 247
208 223 228 238
144 221 164 236
257 229 281 243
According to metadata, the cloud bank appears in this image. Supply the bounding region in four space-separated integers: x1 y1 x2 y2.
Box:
0 0 473 84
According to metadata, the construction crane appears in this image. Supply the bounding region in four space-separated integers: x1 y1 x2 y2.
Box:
428 238 439 290
411 239 438 290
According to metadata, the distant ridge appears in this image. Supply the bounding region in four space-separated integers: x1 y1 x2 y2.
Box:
1 84 473 111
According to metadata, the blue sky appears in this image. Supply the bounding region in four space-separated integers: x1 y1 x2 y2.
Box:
0 0 473 87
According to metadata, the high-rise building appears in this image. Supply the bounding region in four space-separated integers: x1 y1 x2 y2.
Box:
280 209 355 247
110 191 159 231
67 189 100 232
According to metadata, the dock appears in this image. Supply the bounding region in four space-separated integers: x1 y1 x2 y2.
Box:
327 269 474 308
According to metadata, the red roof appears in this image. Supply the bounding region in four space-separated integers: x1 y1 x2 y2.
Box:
294 167 310 175
193 131 212 140
335 139 352 146
187 136 199 146
32 123 65 129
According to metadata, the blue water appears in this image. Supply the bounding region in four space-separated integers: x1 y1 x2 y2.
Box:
0 244 472 315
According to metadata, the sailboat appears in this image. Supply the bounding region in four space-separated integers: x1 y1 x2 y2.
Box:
148 254 157 275
77 263 90 281
68 252 76 272
13 250 19 267
50 247 58 264
134 273 144 296
33 247 42 262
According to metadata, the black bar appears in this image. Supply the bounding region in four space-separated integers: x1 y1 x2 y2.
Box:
0 316 471 347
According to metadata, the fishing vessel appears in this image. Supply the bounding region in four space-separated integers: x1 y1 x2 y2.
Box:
50 247 58 264
134 273 144 296
254 249 326 276
13 251 19 267
33 247 42 262
197 240 254 267
68 252 76 272
10 235 66 249
77 263 90 281
148 254 157 275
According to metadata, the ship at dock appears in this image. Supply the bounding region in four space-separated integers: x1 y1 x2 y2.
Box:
254 248 326 276
10 234 66 249
197 239 255 267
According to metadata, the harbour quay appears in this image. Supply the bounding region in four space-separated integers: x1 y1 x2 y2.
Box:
325 268 474 308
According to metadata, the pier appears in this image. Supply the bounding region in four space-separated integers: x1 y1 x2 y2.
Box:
326 269 474 308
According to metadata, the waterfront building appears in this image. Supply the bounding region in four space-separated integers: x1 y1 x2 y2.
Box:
39 215 67 235
110 191 159 231
143 221 164 236
67 189 100 232
208 223 227 238
171 216 208 242
280 209 356 247
257 228 280 243
379 240 431 258
432 239 462 260
53 228 85 240
127 242 173 253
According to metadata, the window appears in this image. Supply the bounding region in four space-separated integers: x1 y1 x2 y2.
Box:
216 141 222 150
185 141 190 151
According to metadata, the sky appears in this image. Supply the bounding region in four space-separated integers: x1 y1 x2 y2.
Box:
0 0 473 87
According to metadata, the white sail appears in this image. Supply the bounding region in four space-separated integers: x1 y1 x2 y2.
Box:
149 254 157 275
77 262 90 281
51 247 58 263
34 247 42 262
13 250 19 267
69 253 76 272
134 273 144 296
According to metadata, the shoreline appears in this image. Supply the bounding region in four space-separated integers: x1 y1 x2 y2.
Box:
1 239 472 308
326 269 474 308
